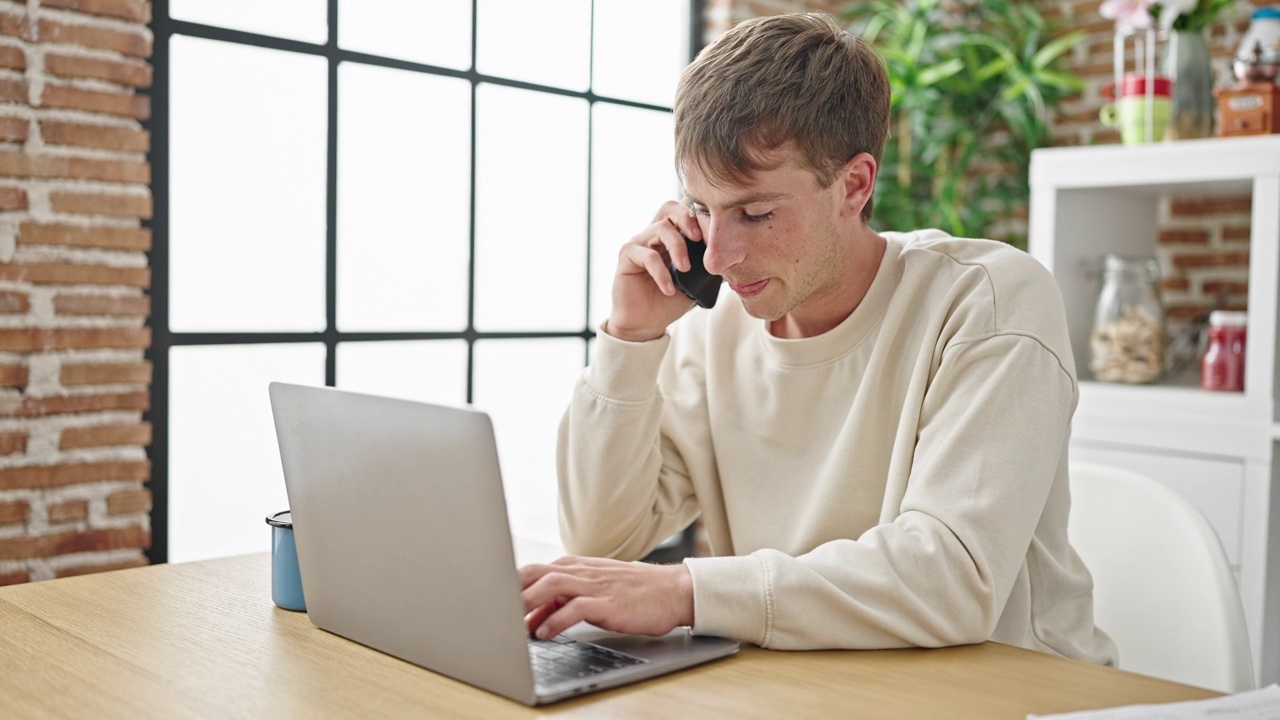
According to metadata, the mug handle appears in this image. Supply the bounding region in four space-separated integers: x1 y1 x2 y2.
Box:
1099 103 1118 128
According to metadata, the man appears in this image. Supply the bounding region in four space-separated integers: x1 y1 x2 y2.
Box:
519 12 1115 665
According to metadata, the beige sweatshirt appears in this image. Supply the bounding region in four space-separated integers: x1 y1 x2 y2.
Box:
557 230 1117 665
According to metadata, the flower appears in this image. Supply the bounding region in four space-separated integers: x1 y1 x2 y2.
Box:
1100 0 1153 32
1100 0 1239 34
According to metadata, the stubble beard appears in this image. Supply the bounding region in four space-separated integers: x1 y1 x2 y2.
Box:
743 217 845 325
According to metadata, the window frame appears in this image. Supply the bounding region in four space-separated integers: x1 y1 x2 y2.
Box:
144 0 705 563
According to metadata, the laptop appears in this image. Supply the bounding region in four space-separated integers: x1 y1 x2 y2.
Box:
268 382 740 705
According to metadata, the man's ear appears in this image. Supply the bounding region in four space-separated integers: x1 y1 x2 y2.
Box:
839 153 878 220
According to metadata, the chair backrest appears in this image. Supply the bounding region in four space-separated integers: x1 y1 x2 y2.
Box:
1068 462 1255 693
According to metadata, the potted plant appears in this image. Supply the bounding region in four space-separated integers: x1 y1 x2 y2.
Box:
844 0 1086 248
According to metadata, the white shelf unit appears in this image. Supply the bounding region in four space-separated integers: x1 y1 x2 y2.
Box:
1029 136 1280 687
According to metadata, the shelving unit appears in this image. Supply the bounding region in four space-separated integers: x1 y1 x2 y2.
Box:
1029 135 1280 686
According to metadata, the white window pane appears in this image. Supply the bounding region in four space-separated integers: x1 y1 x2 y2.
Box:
169 343 326 563
170 37 327 332
593 0 689 106
339 0 472 70
335 340 468 407
474 85 588 331
171 0 327 44
590 103 679 327
472 338 585 546
476 0 590 90
337 64 470 332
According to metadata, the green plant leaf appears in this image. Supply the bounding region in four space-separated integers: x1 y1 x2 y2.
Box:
905 19 928 61
1035 69 1087 91
1032 30 1086 71
916 58 965 87
999 74 1031 103
975 56 1012 82
862 14 891 43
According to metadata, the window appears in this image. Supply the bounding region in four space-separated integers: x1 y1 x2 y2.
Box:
150 1 700 562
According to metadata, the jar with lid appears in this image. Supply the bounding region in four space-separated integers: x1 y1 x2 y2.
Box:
1089 254 1165 384
1201 311 1247 392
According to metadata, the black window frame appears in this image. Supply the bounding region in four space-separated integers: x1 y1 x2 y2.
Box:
144 0 706 563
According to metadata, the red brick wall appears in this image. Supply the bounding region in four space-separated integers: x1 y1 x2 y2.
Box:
0 0 152 584
704 0 847 39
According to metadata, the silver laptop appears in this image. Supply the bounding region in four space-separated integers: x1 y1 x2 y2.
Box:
268 382 739 705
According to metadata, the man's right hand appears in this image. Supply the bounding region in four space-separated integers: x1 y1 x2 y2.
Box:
605 200 705 343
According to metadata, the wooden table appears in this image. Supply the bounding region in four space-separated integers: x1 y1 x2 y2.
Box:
0 553 1220 719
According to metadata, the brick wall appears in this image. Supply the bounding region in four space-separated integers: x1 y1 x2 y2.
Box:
0 0 152 585
704 0 847 39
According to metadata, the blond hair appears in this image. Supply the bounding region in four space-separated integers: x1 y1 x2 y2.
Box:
674 13 890 221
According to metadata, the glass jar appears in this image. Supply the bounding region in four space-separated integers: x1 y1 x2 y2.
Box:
1089 254 1165 384
1201 311 1247 392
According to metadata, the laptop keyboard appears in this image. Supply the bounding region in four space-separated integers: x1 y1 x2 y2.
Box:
528 635 646 686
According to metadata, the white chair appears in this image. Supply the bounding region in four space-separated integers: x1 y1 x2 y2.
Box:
1068 461 1255 693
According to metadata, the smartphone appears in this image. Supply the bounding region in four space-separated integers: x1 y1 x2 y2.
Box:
669 234 722 309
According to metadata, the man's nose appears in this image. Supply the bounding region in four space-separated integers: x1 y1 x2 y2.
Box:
701 219 742 277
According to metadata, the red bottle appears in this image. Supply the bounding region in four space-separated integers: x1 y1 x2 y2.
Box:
1201 311 1247 392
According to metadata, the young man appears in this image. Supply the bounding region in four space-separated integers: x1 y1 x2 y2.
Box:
519 12 1116 665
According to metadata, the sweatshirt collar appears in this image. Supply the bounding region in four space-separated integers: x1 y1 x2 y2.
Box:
756 235 904 367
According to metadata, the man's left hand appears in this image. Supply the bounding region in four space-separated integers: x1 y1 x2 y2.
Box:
518 555 694 640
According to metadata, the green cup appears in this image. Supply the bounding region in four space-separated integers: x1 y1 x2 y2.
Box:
1100 75 1172 145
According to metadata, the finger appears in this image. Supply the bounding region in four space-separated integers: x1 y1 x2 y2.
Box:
532 597 596 640
619 243 679 297
645 249 682 297
644 202 700 270
629 220 688 273
652 215 694 273
517 562 558 589
650 199 688 225
565 555 622 568
521 569 590 615
518 555 585 588
525 600 561 634
663 223 692 274
651 198 701 243
676 196 703 241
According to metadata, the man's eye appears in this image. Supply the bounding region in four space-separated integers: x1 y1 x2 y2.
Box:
692 206 710 217
743 210 774 223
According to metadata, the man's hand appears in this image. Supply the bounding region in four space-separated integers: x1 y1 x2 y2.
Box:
519 555 694 640
606 200 705 343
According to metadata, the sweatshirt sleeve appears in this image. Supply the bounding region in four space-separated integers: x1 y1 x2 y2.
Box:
556 326 704 560
684 331 1076 650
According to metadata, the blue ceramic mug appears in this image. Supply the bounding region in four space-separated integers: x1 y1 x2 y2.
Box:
266 510 306 611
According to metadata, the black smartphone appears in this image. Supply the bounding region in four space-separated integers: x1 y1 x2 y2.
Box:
669 234 722 309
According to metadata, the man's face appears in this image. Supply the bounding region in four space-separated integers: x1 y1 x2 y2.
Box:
683 146 852 326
